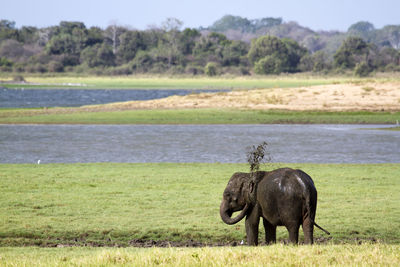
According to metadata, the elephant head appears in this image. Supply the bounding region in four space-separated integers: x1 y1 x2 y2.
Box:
220 172 261 225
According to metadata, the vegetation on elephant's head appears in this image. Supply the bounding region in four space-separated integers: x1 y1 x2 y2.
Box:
246 141 270 173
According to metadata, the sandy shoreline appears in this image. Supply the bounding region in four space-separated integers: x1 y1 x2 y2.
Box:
97 82 400 112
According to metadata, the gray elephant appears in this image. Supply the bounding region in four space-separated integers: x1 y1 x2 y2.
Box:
220 168 329 245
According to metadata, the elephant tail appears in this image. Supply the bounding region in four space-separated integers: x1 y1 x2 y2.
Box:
304 184 330 235
313 221 330 235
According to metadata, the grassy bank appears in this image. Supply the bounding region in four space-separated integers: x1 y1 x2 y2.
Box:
1 244 399 266
1 108 400 124
1 163 399 246
0 75 345 89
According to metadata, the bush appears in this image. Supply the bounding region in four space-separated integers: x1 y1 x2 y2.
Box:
205 62 218 76
12 63 25 72
104 64 132 75
12 75 25 82
384 63 400 72
185 65 204 75
34 63 47 73
254 55 285 74
354 62 372 77
48 60 64 72
131 51 153 73
0 57 13 67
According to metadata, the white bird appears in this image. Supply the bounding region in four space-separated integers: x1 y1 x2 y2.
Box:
240 240 244 245
37 160 41 164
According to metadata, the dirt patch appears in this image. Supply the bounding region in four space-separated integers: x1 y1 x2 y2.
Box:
33 236 384 248
81 81 400 112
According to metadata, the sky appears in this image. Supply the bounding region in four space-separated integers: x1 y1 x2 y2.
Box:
1 0 400 32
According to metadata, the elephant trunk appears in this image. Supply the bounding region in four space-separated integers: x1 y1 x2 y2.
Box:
220 201 249 225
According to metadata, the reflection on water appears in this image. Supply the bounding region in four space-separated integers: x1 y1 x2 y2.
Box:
0 124 398 164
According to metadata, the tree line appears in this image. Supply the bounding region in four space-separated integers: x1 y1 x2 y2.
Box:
0 17 399 77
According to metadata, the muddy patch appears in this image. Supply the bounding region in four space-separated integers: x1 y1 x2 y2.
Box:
33 236 384 248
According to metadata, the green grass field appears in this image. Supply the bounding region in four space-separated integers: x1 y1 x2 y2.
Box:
1 108 400 124
1 163 399 246
1 163 399 266
1 163 399 265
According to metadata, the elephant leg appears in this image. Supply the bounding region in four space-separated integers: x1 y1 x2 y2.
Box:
302 217 314 245
245 206 260 246
287 224 300 244
263 218 276 244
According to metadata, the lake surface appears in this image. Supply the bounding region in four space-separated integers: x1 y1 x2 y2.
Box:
1 124 398 164
0 88 227 108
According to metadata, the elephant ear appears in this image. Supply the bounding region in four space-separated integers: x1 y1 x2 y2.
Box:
246 175 257 204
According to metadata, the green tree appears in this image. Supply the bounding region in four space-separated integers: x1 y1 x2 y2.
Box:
381 25 400 49
180 28 200 55
86 27 104 46
221 40 249 66
117 31 147 63
311 51 330 72
192 32 231 65
18 26 38 44
209 15 252 32
254 55 285 74
347 21 375 41
0 20 19 41
45 21 91 68
248 35 307 73
131 50 153 72
80 43 115 67
248 35 289 65
252 17 282 30
333 36 369 69
46 34 79 55
58 21 86 35
281 38 307 72
376 47 400 69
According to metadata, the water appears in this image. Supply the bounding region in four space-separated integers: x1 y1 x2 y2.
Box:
0 88 227 108
0 124 398 164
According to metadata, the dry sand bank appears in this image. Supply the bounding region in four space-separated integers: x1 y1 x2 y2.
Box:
99 82 400 111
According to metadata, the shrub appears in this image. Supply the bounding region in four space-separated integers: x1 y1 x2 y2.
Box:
131 50 153 73
254 55 285 74
354 62 372 77
0 57 13 67
384 63 400 72
48 60 64 72
105 65 132 75
13 75 25 82
185 65 204 75
205 62 218 76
